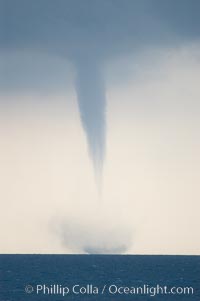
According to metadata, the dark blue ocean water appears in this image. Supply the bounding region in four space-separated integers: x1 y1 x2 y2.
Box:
0 255 200 301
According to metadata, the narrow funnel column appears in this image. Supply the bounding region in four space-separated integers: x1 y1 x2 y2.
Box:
75 60 106 189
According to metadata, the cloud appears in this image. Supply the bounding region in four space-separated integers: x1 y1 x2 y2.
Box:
1 1 200 183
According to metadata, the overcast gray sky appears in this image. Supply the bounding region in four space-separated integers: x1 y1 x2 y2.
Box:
0 0 200 254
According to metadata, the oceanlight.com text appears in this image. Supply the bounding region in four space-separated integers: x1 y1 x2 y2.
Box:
25 283 194 297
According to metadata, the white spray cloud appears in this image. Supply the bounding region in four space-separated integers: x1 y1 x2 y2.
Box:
54 205 133 254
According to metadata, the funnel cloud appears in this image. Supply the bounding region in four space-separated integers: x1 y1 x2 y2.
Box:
75 59 106 182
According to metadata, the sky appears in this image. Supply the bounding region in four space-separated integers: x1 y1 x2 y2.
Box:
0 0 200 254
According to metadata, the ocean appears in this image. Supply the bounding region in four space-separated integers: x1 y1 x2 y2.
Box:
1 255 200 301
